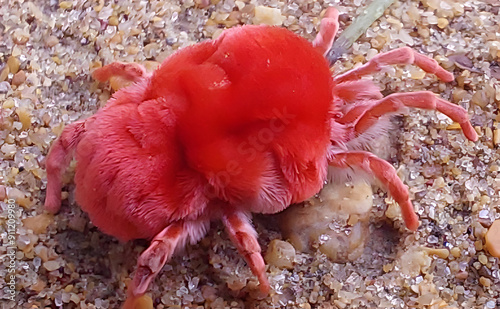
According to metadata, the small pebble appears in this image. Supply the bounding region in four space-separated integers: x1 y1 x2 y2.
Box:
485 220 500 257
423 247 449 259
16 107 32 130
475 240 483 251
22 213 54 234
452 88 468 102
70 293 81 304
264 239 295 269
7 56 20 74
478 254 488 265
59 1 73 9
471 90 490 108
455 271 468 280
253 6 283 26
7 187 24 200
479 276 491 287
437 18 449 29
399 247 432 276
11 70 26 86
235 0 245 10
280 180 373 262
108 16 119 26
45 35 59 47
43 260 61 271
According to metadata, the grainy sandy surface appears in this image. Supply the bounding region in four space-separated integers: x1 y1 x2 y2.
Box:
1 0 500 308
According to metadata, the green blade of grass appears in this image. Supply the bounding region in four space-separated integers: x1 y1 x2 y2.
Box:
326 0 396 66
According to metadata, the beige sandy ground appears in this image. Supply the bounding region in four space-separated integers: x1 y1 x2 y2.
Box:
1 0 500 308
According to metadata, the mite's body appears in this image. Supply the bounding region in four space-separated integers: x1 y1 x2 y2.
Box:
44 8 477 305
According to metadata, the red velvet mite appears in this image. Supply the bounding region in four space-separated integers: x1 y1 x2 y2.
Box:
44 8 477 305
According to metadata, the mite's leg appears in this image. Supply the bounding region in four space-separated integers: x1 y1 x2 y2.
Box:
313 7 339 56
222 210 270 295
333 79 383 107
333 47 454 84
92 62 148 89
123 219 210 309
45 120 86 213
342 92 477 142
328 151 419 231
331 80 383 125
127 222 186 298
335 101 376 125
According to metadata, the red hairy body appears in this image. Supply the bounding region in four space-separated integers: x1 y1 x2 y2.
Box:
44 8 477 306
49 26 332 242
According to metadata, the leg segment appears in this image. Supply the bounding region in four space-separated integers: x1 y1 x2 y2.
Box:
222 211 270 295
92 62 148 90
45 120 86 213
329 151 419 231
313 7 339 57
128 222 185 297
336 101 376 125
347 92 477 142
333 47 454 84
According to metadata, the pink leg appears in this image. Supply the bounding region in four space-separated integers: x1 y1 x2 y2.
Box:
329 151 419 231
336 101 376 125
348 92 478 142
127 222 186 298
45 120 86 213
332 79 383 125
92 62 148 84
333 79 383 105
222 211 270 295
312 7 339 57
333 47 454 84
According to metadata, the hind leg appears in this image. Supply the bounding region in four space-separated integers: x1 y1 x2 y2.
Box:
45 120 86 213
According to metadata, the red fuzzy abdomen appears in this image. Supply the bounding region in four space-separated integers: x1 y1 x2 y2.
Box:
73 91 207 242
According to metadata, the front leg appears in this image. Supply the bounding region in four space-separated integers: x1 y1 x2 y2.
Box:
333 47 454 84
93 62 149 90
351 92 478 142
312 7 339 57
222 210 270 295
